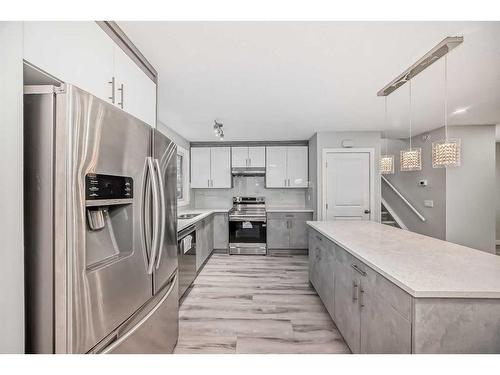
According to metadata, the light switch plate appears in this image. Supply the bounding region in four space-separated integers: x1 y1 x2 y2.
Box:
424 200 434 208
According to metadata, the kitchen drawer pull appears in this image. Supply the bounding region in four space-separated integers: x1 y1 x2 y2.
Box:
351 264 367 277
359 288 365 308
352 281 359 302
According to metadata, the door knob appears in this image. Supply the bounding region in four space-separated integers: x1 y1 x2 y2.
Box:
364 209 371 214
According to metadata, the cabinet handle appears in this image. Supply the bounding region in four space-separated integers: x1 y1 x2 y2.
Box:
359 288 365 308
208 179 210 187
315 235 322 241
118 83 124 109
351 264 367 277
352 281 359 302
108 77 115 104
288 178 291 187
248 158 251 166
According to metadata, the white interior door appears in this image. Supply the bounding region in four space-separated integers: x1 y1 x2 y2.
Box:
248 146 266 167
325 151 371 221
210 147 231 188
266 146 287 187
287 146 308 187
231 147 248 167
190 147 211 188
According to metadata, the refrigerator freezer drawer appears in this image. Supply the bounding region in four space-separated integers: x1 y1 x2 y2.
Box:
96 273 179 354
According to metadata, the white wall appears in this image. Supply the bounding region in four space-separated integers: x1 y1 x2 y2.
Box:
496 142 500 244
312 131 382 222
446 125 497 253
157 120 190 151
0 22 24 353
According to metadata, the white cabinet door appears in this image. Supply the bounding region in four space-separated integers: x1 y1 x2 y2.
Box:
191 148 211 188
231 147 248 167
114 46 157 126
248 146 266 167
24 21 114 103
266 146 287 188
210 147 231 188
287 146 308 187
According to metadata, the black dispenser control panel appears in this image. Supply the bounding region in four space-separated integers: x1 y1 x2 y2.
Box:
85 174 133 201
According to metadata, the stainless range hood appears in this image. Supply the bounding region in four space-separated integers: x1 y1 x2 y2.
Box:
231 167 266 177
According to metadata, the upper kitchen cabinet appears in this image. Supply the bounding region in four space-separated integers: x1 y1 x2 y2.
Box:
24 22 115 102
191 147 231 188
113 46 156 126
231 146 265 168
23 21 157 126
266 146 308 188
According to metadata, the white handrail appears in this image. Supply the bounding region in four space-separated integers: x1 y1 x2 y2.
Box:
381 176 426 222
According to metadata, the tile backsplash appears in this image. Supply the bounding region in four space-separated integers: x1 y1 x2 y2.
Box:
192 176 309 209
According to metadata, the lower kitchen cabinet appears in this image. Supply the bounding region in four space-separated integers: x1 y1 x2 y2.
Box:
213 212 229 250
195 215 214 271
309 227 412 354
267 212 313 249
308 231 335 317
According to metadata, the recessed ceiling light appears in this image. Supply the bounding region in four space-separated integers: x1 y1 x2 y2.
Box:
452 107 469 115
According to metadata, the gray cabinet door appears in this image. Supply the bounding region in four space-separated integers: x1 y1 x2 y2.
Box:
267 219 290 249
308 231 335 319
207 215 214 255
213 213 228 249
316 244 335 318
196 218 211 271
334 249 361 353
359 271 412 354
289 215 312 249
360 284 411 354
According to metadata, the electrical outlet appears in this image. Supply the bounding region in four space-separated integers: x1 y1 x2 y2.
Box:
424 200 434 208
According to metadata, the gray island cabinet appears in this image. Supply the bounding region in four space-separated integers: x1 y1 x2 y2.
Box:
307 221 500 354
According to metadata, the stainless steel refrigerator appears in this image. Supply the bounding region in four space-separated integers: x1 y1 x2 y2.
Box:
24 84 179 354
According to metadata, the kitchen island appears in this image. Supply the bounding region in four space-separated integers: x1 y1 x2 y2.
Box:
307 220 500 354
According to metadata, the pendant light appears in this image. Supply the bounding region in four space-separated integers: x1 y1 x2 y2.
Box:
400 79 422 171
380 97 395 174
432 55 461 168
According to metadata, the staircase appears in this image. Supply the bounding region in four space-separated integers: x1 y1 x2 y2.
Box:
381 202 401 228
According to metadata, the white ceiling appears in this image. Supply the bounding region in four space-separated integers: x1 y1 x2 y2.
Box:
119 21 500 141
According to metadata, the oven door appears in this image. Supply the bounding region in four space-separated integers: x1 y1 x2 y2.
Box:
229 218 267 255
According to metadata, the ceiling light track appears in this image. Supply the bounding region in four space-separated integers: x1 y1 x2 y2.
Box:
377 36 463 97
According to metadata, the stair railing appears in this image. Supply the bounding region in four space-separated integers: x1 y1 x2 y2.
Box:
381 176 426 222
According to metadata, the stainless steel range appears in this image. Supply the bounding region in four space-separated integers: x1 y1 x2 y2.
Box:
229 196 267 255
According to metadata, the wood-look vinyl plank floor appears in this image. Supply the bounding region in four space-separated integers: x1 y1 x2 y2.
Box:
174 253 350 354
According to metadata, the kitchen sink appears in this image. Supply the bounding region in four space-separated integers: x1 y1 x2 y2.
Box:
178 213 201 220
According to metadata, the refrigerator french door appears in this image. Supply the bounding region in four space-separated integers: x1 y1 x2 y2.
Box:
24 84 178 354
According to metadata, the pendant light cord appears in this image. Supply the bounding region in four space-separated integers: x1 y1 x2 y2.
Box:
384 96 388 155
409 79 412 150
444 55 448 140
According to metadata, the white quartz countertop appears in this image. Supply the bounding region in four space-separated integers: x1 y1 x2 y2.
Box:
178 208 230 232
266 207 314 213
307 221 500 299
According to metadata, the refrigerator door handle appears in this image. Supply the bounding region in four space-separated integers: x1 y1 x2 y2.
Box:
147 157 160 274
98 273 178 354
154 158 166 269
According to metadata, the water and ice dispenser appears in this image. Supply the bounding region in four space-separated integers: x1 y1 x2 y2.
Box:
85 174 134 269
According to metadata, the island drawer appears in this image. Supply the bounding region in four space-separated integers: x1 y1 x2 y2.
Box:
335 245 412 321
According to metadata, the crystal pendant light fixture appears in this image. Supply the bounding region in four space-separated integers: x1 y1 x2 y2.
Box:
432 55 461 168
380 97 395 174
400 79 422 171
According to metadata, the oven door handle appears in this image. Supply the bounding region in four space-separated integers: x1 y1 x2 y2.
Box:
229 217 267 222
